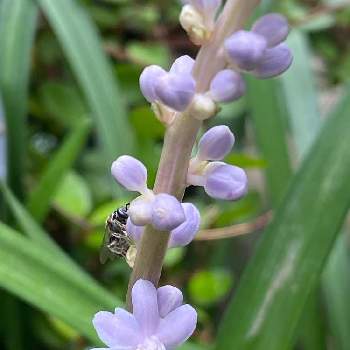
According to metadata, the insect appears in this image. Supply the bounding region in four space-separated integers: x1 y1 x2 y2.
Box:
99 203 133 264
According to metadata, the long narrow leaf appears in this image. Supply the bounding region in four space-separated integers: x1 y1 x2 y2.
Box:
216 92 350 350
0 0 37 197
36 0 134 180
26 118 91 222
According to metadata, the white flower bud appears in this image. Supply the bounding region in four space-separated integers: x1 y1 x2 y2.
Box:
189 94 218 120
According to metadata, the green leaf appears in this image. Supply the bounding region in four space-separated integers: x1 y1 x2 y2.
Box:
247 78 292 205
189 269 233 306
0 222 120 343
27 119 91 222
215 92 350 350
53 171 93 218
0 0 37 197
36 0 134 180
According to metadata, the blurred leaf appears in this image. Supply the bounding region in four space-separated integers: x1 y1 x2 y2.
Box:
53 171 93 218
126 41 171 67
37 81 87 127
0 0 37 197
27 119 91 222
216 92 350 350
225 153 266 169
89 199 129 226
247 78 292 205
323 234 350 350
130 106 165 140
115 64 143 104
164 248 185 268
189 269 233 306
36 0 134 186
0 222 119 343
281 30 321 159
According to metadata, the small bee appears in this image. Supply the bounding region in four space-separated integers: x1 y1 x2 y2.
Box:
99 203 133 264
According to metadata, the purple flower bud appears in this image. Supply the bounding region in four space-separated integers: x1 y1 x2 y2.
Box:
129 195 154 226
151 194 186 231
155 73 196 111
210 69 246 103
225 30 267 71
170 55 195 75
111 155 147 193
126 218 144 242
204 163 248 200
157 285 183 318
169 203 200 248
253 43 293 79
197 125 235 161
252 13 289 48
139 65 167 102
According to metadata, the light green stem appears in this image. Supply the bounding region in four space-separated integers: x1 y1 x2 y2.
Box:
126 0 261 309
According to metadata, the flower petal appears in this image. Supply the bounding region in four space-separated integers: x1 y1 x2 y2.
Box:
132 279 160 337
252 13 289 47
155 73 196 112
169 203 200 248
129 195 154 226
225 30 267 71
156 304 197 348
151 194 186 231
253 43 293 79
92 311 140 348
204 163 248 200
157 285 184 318
126 217 144 242
210 69 245 103
139 65 167 102
197 125 235 161
111 156 147 193
170 55 195 75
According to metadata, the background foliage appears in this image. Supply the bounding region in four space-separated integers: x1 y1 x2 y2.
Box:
0 0 350 349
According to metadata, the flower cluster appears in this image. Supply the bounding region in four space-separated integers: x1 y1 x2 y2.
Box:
111 155 200 247
225 13 292 79
188 125 247 200
92 279 197 350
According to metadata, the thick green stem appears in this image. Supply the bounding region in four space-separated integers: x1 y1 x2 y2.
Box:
126 0 261 308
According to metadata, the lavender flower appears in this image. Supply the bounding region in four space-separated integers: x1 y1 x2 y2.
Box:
92 279 197 350
127 202 200 248
224 13 293 79
112 155 186 230
187 126 248 201
139 56 196 112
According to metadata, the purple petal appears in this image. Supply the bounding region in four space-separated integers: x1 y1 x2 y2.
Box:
155 73 196 112
225 30 267 71
197 125 235 161
210 69 245 103
253 43 293 79
169 203 200 248
170 55 195 75
92 311 141 348
156 304 197 348
139 65 167 102
204 163 248 200
132 279 160 337
151 194 186 231
126 217 144 242
252 13 289 47
128 196 154 226
111 156 147 193
157 285 183 318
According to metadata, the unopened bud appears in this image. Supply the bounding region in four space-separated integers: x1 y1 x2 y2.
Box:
189 94 218 120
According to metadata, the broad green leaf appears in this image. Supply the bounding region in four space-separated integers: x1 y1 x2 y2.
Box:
53 171 93 218
0 223 119 343
0 0 37 197
247 78 292 205
36 0 134 181
215 93 350 350
27 119 91 222
322 234 350 350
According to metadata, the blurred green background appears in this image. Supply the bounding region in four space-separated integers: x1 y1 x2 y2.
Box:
0 0 350 349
